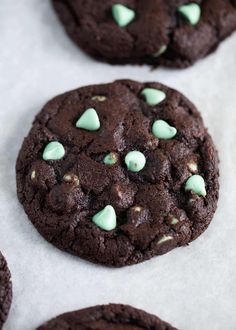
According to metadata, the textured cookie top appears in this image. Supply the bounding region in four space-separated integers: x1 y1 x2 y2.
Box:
37 304 177 329
16 80 219 266
52 0 236 67
0 253 12 329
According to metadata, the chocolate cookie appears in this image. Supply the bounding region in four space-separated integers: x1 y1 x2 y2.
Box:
37 304 177 329
52 0 236 68
16 80 219 267
0 253 12 329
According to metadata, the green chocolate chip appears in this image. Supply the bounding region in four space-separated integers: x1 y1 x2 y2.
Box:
125 151 146 172
153 45 167 58
92 205 117 231
152 120 177 140
141 88 166 106
178 3 201 26
42 141 65 161
171 217 179 225
158 235 173 245
104 152 118 165
185 174 206 197
112 4 135 27
76 108 100 131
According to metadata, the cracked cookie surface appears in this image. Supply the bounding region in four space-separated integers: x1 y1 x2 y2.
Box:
0 253 12 329
37 304 177 329
16 80 219 267
52 0 236 67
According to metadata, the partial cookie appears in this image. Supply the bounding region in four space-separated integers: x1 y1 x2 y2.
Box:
0 253 12 329
37 304 177 329
16 80 219 267
52 0 236 68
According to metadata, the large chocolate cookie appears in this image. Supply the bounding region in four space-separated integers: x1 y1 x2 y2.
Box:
37 304 177 329
52 0 236 68
0 253 12 329
16 80 219 267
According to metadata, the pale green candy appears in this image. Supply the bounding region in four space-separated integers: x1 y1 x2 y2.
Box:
112 4 135 27
152 120 177 140
171 217 179 225
42 141 65 161
92 205 117 231
178 3 201 26
185 174 206 197
76 108 100 131
141 88 166 106
153 45 167 58
125 151 146 172
104 152 118 165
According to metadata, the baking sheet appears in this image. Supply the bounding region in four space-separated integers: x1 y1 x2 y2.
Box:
1 1 236 329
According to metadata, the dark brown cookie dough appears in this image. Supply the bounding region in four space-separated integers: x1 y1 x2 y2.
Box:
37 304 177 329
52 0 236 68
0 253 12 329
16 80 219 267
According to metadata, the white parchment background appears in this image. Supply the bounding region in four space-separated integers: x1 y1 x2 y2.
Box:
0 1 236 329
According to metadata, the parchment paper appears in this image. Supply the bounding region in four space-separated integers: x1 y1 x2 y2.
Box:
1 1 236 329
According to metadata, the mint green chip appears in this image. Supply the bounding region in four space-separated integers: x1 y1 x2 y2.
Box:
104 152 118 165
112 4 135 27
92 205 117 231
152 120 177 140
171 217 179 225
141 88 166 106
42 141 65 161
125 151 146 172
76 108 100 131
185 174 206 197
178 3 201 26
